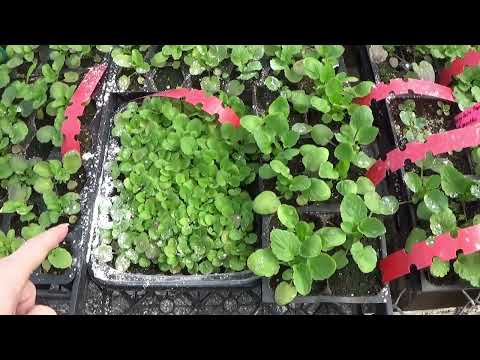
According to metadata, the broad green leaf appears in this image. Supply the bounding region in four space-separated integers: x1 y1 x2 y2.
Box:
340 194 367 224
277 204 299 229
308 253 336 280
300 232 323 258
289 175 311 192
319 227 347 249
430 209 457 236
271 229 301 262
358 217 386 238
275 281 297 305
268 96 290 118
292 262 312 296
48 247 73 269
350 242 377 273
319 161 339 179
336 180 357 196
253 191 281 215
247 249 280 277
356 176 375 195
270 159 291 179
424 189 449 214
311 124 333 146
307 178 331 202
334 143 354 162
351 105 374 131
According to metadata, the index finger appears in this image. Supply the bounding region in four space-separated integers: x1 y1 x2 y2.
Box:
4 224 69 290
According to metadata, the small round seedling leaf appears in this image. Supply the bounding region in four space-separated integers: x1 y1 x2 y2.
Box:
334 143 354 162
308 253 336 280
271 229 301 262
351 105 374 131
290 175 311 192
259 164 276 179
253 191 280 215
277 204 299 229
340 194 367 224
11 122 28 144
358 217 386 238
430 256 450 278
319 227 346 249
404 172 423 193
47 247 73 269
430 209 457 236
307 178 331 202
350 242 377 273
247 249 280 277
300 232 323 258
311 124 333 146
356 126 379 145
33 177 53 194
268 96 290 118
275 281 297 305
36 125 56 143
319 161 339 179
270 159 291 179
424 189 449 214
118 75 131 91
336 180 358 196
63 151 82 174
292 122 312 135
264 76 282 91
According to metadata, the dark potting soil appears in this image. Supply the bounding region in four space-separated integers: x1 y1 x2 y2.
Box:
267 210 383 297
388 96 472 175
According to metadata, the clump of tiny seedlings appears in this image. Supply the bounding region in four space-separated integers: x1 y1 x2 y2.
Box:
94 96 260 275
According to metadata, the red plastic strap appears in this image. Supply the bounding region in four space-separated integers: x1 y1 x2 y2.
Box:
379 224 480 283
150 88 240 127
366 123 480 186
61 63 108 156
455 102 480 128
438 50 480 86
355 78 454 106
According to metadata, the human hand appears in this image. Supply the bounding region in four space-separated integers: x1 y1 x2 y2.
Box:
0 223 69 315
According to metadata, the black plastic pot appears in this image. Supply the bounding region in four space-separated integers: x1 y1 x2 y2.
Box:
86 90 261 288
260 204 392 310
359 45 480 309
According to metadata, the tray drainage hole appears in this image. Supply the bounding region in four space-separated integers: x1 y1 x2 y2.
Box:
224 298 238 312
160 299 174 313
409 264 418 273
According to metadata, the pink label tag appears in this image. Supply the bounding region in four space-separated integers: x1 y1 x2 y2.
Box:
151 88 240 127
355 78 455 106
379 224 480 283
61 63 107 157
455 103 480 128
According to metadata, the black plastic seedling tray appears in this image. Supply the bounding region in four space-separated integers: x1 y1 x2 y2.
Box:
358 45 480 309
0 54 111 287
260 203 392 310
86 90 261 288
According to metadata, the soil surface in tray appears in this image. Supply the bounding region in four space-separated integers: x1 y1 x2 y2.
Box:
388 96 472 174
267 210 383 297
